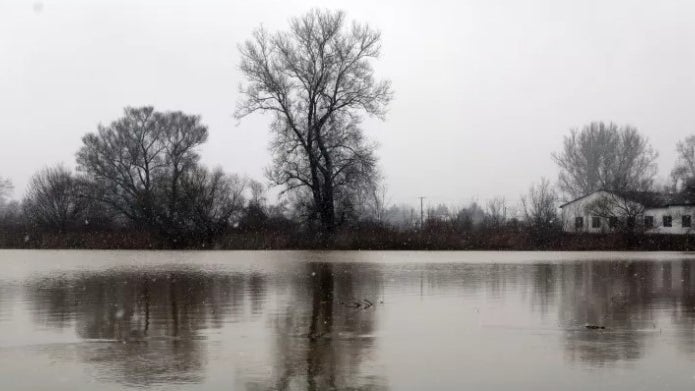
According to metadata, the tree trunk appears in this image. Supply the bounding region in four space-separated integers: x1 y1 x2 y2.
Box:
319 181 336 234
319 200 335 233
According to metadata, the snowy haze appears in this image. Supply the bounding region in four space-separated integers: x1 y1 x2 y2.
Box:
1 0 695 206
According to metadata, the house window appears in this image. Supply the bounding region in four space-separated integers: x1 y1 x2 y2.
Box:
683 215 692 228
663 215 672 227
645 216 654 228
575 217 583 229
591 216 601 228
609 216 618 228
627 217 635 228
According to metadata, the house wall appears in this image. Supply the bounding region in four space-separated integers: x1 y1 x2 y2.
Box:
643 205 695 235
560 191 695 235
560 191 621 233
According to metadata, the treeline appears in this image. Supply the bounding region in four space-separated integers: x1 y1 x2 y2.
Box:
3 9 695 250
2 118 694 252
2 108 691 250
0 107 295 248
0 144 567 250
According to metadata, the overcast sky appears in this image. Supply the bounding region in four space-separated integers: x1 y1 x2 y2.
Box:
1 0 695 207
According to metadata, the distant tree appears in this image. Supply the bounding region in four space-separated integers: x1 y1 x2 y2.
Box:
235 9 393 233
179 166 246 241
0 200 22 228
671 136 695 191
383 204 418 230
247 179 267 208
0 176 12 206
340 174 389 224
483 197 508 230
427 204 452 223
22 165 89 231
362 181 389 223
552 122 658 199
239 179 270 231
76 106 213 239
0 176 18 228
522 178 560 242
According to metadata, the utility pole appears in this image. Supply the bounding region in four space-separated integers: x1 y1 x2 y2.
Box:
418 196 426 229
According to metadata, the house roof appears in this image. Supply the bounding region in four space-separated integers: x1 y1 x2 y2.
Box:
558 191 601 208
614 191 670 208
559 190 695 209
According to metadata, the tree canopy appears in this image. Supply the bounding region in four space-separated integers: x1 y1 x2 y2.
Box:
552 122 658 199
76 106 244 242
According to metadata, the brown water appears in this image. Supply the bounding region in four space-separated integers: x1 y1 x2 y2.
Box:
1 250 695 390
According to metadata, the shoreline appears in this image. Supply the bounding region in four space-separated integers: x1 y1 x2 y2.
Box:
2 229 695 251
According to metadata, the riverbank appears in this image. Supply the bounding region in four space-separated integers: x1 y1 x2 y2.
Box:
2 227 695 251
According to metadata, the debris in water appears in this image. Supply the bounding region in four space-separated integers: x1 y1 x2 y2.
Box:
585 325 605 330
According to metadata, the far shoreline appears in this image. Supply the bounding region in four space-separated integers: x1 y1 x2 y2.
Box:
3 229 695 252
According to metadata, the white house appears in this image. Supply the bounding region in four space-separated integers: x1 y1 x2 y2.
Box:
559 190 695 234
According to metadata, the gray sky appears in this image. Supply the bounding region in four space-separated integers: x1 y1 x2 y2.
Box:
1 0 695 207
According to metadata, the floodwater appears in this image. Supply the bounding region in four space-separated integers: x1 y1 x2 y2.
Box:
1 251 695 390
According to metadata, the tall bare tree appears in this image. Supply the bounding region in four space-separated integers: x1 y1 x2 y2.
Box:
671 135 695 190
552 122 658 199
236 9 393 232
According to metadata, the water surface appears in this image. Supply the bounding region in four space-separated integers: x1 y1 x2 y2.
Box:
1 250 695 390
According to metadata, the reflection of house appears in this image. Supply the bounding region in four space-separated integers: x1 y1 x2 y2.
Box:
560 190 695 234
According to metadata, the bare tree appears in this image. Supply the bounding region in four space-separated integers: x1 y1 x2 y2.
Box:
364 181 389 223
179 166 246 240
552 122 658 199
76 106 208 237
0 176 12 206
159 111 210 229
239 178 270 231
522 178 560 239
0 176 15 227
235 9 393 233
453 202 485 232
671 135 695 190
483 197 508 230
247 179 267 208
22 165 89 231
383 204 418 230
77 107 166 226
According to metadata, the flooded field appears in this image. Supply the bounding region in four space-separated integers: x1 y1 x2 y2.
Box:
1 250 695 390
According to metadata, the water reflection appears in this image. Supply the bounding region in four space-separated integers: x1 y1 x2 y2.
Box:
27 270 267 386
4 253 695 389
556 260 695 366
247 263 387 390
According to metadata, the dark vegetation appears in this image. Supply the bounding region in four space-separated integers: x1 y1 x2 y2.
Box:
3 216 695 250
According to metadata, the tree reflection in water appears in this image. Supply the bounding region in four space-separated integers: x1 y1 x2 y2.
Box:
27 270 267 387
246 262 388 391
17 257 695 389
555 260 695 366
